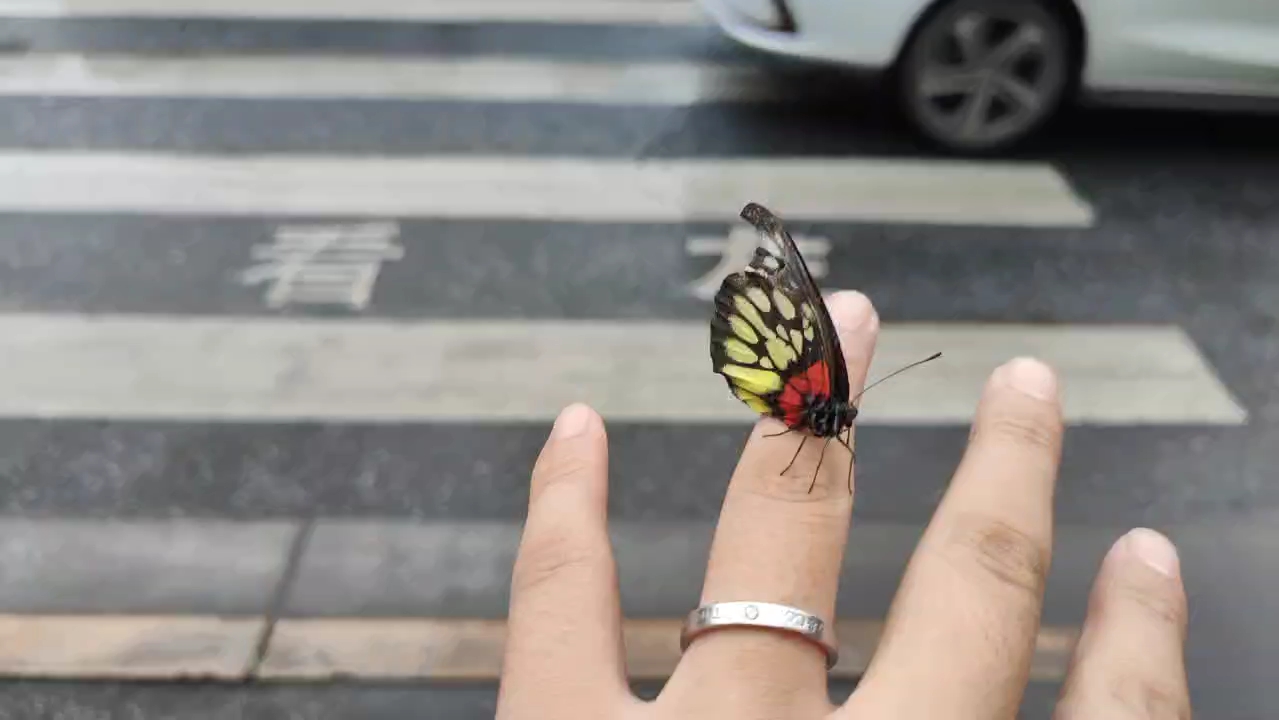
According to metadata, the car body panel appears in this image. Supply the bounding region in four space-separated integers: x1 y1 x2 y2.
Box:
698 0 1279 103
1077 0 1279 96
697 0 931 66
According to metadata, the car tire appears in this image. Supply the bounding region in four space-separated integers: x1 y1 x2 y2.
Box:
892 0 1077 155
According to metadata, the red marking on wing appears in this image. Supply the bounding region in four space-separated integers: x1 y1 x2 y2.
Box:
778 360 835 427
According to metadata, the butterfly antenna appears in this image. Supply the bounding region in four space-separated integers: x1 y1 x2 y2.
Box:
851 351 942 405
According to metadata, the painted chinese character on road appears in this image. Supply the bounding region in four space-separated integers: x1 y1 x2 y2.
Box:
685 225 830 301
237 222 405 310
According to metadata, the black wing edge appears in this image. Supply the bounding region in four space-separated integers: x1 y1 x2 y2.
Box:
737 201 850 402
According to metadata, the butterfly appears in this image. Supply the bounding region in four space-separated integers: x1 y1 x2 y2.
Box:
709 201 940 493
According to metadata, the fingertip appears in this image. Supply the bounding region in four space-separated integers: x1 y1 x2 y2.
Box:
532 402 608 505
823 291 879 396
825 290 879 337
550 402 602 440
1111 527 1181 580
990 357 1059 403
1053 528 1191 718
967 357 1063 461
1089 527 1189 644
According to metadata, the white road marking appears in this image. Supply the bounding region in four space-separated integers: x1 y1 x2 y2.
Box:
237 222 405 310
0 314 1245 424
0 0 705 24
686 225 831 301
0 55 768 104
0 152 1096 227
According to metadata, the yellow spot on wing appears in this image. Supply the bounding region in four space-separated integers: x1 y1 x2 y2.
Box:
745 287 771 313
765 336 796 369
733 292 800 377
760 357 774 369
723 338 757 363
728 315 758 343
723 364 782 395
790 328 805 353
734 387 772 415
804 324 815 341
773 290 796 320
734 295 770 338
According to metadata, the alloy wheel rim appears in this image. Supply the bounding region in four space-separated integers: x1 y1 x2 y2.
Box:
911 8 1065 147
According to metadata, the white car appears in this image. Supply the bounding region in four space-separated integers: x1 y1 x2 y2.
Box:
696 0 1279 153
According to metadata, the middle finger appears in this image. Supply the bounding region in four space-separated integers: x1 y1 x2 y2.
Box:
663 291 879 711
850 357 1063 719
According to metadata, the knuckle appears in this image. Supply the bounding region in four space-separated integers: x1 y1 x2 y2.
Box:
1106 673 1192 720
1119 579 1188 629
951 514 1050 601
531 447 594 499
980 411 1060 453
511 526 606 598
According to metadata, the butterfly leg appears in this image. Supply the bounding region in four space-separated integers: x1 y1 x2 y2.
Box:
781 434 807 476
808 437 832 493
763 427 796 439
837 429 856 494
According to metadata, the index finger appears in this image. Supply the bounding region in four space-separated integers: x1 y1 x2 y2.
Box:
846 357 1063 719
498 404 628 718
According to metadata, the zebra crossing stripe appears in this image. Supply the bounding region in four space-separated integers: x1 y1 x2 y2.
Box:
0 0 705 24
0 314 1245 424
0 55 771 104
0 152 1096 226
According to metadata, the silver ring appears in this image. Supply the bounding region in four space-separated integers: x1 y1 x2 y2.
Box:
679 601 839 670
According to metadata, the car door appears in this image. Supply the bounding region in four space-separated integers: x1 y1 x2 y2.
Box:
1077 0 1279 99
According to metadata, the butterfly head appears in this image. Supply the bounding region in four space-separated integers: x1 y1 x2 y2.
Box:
802 393 858 438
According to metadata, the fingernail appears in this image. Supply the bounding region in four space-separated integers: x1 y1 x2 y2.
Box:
1122 527 1180 578
551 403 593 439
995 357 1057 401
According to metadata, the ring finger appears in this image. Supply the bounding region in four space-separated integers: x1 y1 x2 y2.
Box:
663 291 880 713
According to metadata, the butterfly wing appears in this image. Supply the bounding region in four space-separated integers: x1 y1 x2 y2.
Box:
710 202 847 428
738 202 850 404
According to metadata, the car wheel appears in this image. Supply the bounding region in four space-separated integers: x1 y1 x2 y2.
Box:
894 0 1076 154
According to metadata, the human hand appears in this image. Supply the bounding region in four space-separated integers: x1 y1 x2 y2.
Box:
496 291 1191 720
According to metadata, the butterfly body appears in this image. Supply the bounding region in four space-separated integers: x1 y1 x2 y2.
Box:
792 382 856 438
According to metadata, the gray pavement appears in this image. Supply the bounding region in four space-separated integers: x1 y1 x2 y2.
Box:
1 515 1278 716
0 4 1278 719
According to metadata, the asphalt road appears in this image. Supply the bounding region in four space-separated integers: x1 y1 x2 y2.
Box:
1 4 1278 718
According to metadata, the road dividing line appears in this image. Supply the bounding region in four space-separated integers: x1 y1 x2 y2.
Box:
0 56 770 105
257 617 1078 681
0 0 705 24
0 314 1246 424
0 152 1096 227
0 615 265 679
